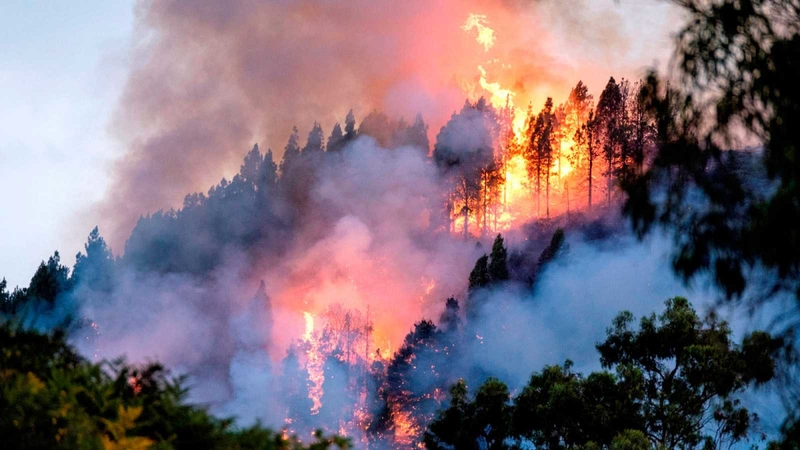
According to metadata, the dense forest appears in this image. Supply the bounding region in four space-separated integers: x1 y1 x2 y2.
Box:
3 0 800 449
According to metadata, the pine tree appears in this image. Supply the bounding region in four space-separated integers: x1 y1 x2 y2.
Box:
279 126 301 175
239 144 264 190
302 122 325 153
596 77 624 206
344 109 357 143
28 252 70 305
257 148 278 195
468 255 490 294
407 113 430 154
488 234 509 282
281 344 314 430
439 297 462 332
72 227 115 292
327 123 345 152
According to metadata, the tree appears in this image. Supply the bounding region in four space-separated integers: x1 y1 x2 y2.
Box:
512 361 642 449
344 109 357 143
257 148 279 196
480 162 503 234
327 123 345 153
239 144 263 188
468 255 490 295
0 322 351 450
427 298 777 450
72 227 115 292
439 297 461 333
433 100 495 237
622 0 800 303
407 113 431 154
524 98 555 217
566 81 594 132
488 234 509 282
383 320 448 447
423 380 471 449
597 297 779 449
303 122 325 154
359 110 394 147
424 378 511 450
619 5 800 436
538 228 567 269
280 126 302 175
626 81 654 176
596 77 625 206
28 252 70 305
281 343 314 431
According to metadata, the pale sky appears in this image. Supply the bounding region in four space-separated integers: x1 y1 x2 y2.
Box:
0 1 134 287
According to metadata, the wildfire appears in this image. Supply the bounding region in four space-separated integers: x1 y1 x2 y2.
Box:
392 409 424 449
303 311 324 414
478 65 515 111
446 12 593 237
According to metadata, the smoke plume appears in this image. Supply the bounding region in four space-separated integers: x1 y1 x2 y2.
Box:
101 0 681 247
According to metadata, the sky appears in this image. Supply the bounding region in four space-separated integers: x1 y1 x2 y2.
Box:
0 1 134 287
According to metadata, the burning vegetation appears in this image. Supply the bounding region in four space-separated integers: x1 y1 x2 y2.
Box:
5 0 800 448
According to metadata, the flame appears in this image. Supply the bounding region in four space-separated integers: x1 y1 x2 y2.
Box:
478 65 515 111
392 409 424 448
303 311 324 414
461 13 496 51
257 11 618 444
445 11 593 238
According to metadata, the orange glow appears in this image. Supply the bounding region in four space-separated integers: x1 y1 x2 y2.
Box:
461 13 497 52
302 311 324 414
392 408 424 449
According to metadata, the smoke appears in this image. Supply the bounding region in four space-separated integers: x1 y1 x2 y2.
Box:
60 0 699 438
463 231 718 390
100 0 682 248
66 129 785 441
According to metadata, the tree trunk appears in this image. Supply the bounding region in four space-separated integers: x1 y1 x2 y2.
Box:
588 151 593 212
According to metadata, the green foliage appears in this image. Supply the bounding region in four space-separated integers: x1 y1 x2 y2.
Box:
438 297 462 332
538 228 567 268
597 297 778 449
423 378 511 450
610 430 651 450
466 234 512 321
468 255 490 294
0 322 350 450
511 361 642 450
28 251 71 304
488 234 510 282
72 226 116 293
621 0 800 303
425 298 777 450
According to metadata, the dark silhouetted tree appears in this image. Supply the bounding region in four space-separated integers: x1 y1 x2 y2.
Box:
280 126 302 175
344 109 357 143
302 122 325 154
327 122 345 153
597 297 779 449
72 227 115 292
439 297 461 333
28 252 70 305
488 234 509 282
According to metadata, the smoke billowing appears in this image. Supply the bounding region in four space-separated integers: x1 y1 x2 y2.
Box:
44 0 717 443
102 0 681 247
